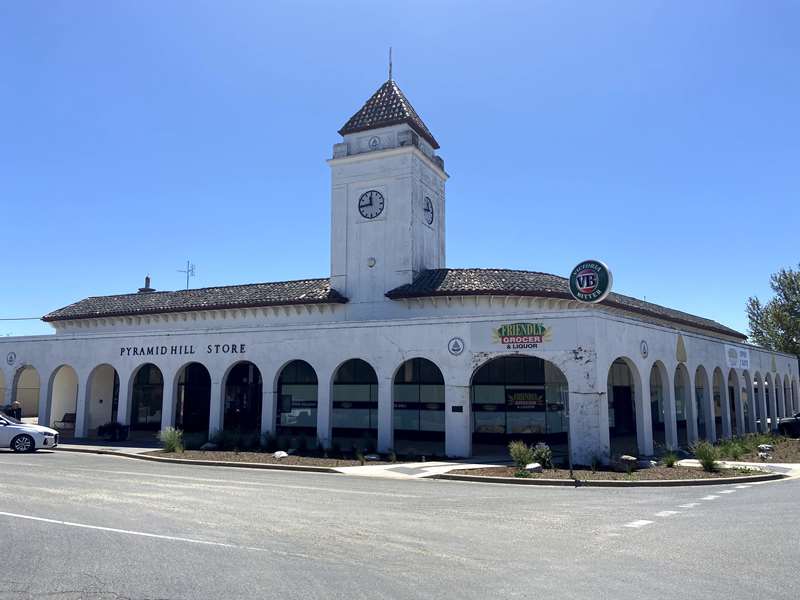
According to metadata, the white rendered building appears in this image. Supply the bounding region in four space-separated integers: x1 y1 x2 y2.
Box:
1 78 797 463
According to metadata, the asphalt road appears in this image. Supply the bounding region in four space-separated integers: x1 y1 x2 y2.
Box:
0 451 797 600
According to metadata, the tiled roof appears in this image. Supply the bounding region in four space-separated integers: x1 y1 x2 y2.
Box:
339 79 440 149
386 268 746 340
42 279 348 322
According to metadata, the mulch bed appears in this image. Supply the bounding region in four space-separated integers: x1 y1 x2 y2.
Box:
145 450 388 467
727 438 800 463
448 465 769 481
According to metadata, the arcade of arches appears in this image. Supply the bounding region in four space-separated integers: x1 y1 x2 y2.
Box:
3 355 799 459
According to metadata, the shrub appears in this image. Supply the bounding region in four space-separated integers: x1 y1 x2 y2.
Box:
532 442 553 469
389 450 397 463
693 441 719 472
590 456 601 473
508 440 535 469
159 427 184 453
355 449 365 466
514 469 531 478
661 452 678 468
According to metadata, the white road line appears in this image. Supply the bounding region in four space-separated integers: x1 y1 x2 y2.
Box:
719 490 735 494
678 503 699 508
624 520 654 528
654 510 679 517
0 511 275 553
735 485 751 489
700 495 719 501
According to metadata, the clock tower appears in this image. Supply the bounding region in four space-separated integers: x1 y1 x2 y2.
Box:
328 78 447 310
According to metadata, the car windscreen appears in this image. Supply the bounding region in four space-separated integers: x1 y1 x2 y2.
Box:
0 414 22 425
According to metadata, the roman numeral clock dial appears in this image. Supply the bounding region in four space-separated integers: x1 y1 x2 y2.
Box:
358 190 385 219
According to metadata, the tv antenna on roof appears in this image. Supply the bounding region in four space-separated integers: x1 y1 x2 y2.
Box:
388 47 393 80
178 260 195 290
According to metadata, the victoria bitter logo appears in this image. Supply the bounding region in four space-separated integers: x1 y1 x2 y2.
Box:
569 260 613 303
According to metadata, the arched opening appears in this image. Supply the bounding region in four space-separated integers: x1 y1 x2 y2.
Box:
130 364 164 434
712 368 725 438
793 378 799 415
332 359 378 452
276 360 318 443
393 358 445 457
674 364 691 447
223 361 262 434
472 355 568 458
649 363 669 450
608 358 640 457
0 371 6 413
13 366 40 422
695 366 710 441
49 365 79 437
86 364 120 437
175 363 211 444
727 370 740 437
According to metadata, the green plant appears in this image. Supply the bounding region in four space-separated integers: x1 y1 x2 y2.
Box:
389 450 397 463
355 449 365 466
159 427 184 453
508 440 536 469
693 441 719 472
532 442 553 469
514 469 531 478
662 451 678 468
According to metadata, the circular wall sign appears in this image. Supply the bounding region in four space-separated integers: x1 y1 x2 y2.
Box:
640 340 649 359
6 352 16 366
448 337 465 356
568 259 613 303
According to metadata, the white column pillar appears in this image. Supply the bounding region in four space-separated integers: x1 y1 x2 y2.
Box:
768 379 778 431
663 367 678 450
316 369 333 450
745 379 757 434
758 376 769 433
444 383 470 458
720 375 732 439
208 380 224 437
704 376 717 443
75 370 89 438
115 368 133 426
160 372 176 433
783 381 791 417
261 386 277 439
39 368 52 429
377 377 393 454
775 379 785 420
733 377 744 436
685 368 699 445
637 379 654 456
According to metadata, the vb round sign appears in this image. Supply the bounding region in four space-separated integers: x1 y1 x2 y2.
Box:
569 260 613 303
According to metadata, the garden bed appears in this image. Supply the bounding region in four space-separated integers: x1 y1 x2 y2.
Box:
447 465 769 481
145 450 390 468
715 435 800 463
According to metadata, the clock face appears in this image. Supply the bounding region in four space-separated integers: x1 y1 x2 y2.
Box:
423 196 434 225
358 190 385 219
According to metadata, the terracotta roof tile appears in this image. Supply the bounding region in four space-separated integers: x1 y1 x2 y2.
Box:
339 79 439 149
386 268 746 340
42 278 347 322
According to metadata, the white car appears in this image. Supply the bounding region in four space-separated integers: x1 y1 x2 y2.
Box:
0 414 59 452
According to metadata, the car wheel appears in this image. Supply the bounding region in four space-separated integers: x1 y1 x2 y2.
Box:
11 434 36 453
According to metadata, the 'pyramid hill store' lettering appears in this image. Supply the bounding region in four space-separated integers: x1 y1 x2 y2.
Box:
2 78 797 462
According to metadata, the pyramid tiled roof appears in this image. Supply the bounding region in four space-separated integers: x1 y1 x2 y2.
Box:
339 79 439 149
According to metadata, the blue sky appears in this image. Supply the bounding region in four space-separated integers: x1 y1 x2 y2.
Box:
1 1 798 337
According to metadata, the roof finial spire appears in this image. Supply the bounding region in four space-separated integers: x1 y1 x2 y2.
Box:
388 46 393 81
